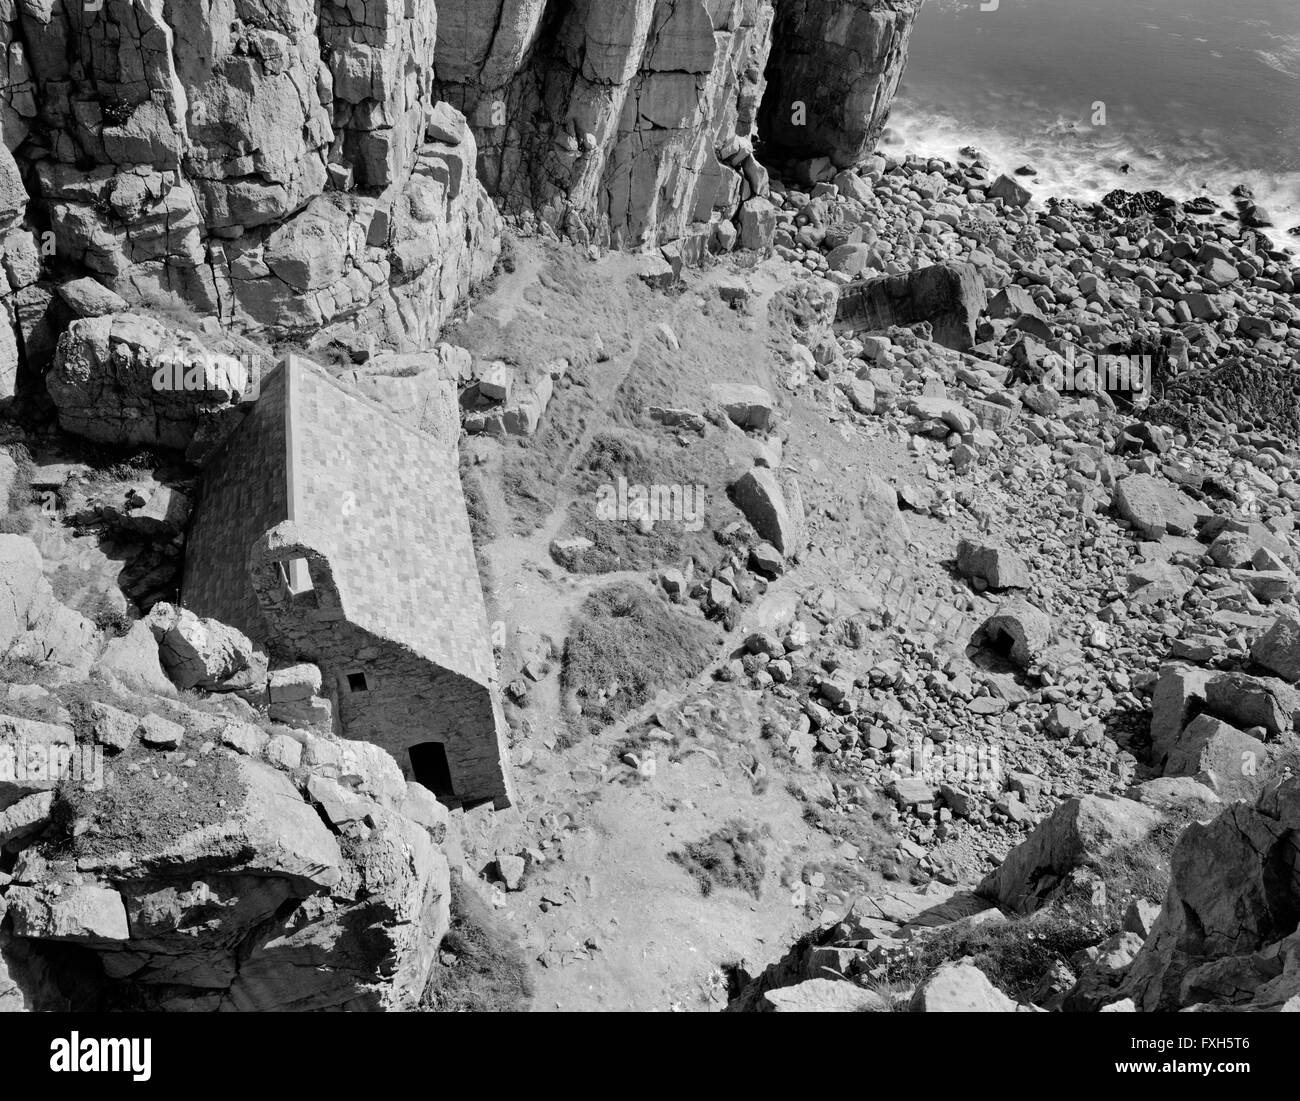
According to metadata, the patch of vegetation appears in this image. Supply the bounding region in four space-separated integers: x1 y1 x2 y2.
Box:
671 819 769 898
101 98 135 128
550 429 743 576
0 653 56 689
862 979 910 1012
52 747 244 861
0 444 38 535
499 445 563 534
80 449 163 492
795 786 908 888
459 457 499 546
879 909 1105 1003
1087 814 1191 926
422 876 534 1012
562 582 716 732
0 509 35 536
458 457 499 602
92 608 133 638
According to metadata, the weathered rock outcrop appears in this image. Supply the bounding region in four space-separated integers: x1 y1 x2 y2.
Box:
435 0 777 251
45 312 267 457
978 796 1163 914
759 0 923 170
11 0 925 434
0 531 462 1011
1124 779 1300 1011
14 0 499 346
0 534 97 679
6 727 454 1011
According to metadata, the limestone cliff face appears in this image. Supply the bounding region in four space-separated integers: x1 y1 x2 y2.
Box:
759 0 923 169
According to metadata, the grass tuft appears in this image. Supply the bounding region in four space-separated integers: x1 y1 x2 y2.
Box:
671 819 769 898
561 582 716 735
422 877 534 1013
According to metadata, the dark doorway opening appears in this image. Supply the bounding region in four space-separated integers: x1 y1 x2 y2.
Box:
409 741 455 802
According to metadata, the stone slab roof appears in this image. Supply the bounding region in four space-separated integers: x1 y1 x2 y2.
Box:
183 355 495 688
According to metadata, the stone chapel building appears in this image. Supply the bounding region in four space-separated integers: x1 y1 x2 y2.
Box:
182 355 513 809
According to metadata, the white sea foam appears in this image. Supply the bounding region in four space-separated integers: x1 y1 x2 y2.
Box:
884 100 1300 223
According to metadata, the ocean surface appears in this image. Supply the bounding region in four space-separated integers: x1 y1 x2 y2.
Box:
884 0 1300 225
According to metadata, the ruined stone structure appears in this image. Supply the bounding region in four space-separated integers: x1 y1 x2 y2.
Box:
182 356 513 809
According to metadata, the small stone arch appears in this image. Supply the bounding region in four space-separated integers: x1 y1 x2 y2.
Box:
249 521 343 622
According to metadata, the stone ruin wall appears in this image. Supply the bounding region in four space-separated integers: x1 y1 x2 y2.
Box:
249 530 511 808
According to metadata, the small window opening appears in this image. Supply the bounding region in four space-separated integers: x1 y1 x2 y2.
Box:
347 672 369 693
285 557 313 595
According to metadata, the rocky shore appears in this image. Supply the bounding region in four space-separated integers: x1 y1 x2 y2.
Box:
692 149 1300 1012
0 0 1298 1016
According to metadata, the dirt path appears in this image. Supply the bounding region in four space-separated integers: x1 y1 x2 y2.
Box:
454 242 923 1011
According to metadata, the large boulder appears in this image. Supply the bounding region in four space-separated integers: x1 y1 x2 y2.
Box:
1163 714 1268 803
0 715 75 809
1124 779 1300 1011
956 538 1031 591
146 603 267 694
1148 662 1211 769
732 467 806 556
0 535 96 680
1113 474 1202 539
712 383 774 431
909 959 1019 1012
0 534 44 653
1203 670 1300 741
5 729 458 1011
6 883 130 944
79 755 344 890
987 174 1032 209
759 977 885 1012
978 795 1164 913
739 197 778 251
45 313 263 456
1251 614 1300 682
861 471 911 556
835 263 986 352
95 621 177 698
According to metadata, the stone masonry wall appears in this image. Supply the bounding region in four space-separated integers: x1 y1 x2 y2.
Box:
249 531 512 808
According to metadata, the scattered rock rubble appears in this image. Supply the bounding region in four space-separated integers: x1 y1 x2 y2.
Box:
713 142 1300 1012
0 0 1297 1017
